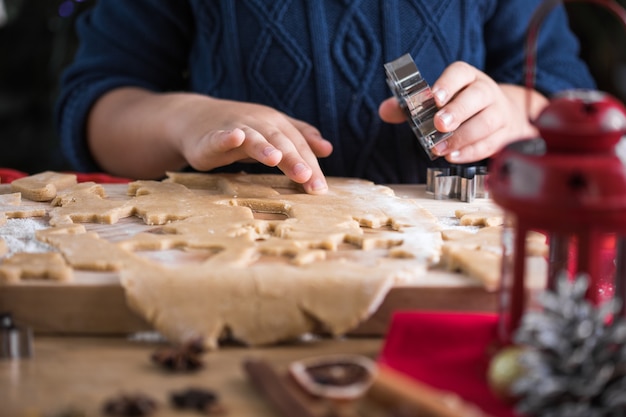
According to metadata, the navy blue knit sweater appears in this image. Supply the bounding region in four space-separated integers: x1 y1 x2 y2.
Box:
57 0 595 184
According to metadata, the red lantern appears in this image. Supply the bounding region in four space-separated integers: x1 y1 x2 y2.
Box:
488 0 626 343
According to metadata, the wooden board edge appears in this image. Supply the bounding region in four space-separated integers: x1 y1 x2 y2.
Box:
0 283 496 337
349 285 497 336
0 284 151 335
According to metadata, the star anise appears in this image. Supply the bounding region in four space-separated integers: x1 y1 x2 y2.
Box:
170 387 226 415
102 392 158 417
150 338 206 372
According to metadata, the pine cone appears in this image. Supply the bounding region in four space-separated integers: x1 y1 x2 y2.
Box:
512 273 626 417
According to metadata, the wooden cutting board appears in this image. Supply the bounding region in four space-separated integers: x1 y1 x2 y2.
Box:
0 182 523 337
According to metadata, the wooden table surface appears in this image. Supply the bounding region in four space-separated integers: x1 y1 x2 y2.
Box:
1 335 383 417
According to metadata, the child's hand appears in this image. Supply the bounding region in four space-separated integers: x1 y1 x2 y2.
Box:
379 61 548 163
169 96 333 194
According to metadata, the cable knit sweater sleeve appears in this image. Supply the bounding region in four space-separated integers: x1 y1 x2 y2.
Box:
483 1 590 95
56 0 194 172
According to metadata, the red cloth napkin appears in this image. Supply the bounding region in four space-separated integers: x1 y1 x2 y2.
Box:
0 169 130 184
378 311 518 417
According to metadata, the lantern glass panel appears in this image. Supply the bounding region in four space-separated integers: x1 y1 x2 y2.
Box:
498 214 548 342
617 236 626 316
547 231 573 289
497 213 516 341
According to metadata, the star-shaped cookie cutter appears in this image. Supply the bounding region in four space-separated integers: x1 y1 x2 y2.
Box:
426 166 489 203
384 53 453 160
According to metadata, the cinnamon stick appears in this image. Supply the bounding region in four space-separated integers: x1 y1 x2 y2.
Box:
366 364 493 417
243 358 319 417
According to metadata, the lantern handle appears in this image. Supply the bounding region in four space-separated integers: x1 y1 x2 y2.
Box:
524 0 626 121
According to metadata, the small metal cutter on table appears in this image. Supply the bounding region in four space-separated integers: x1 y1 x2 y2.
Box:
426 165 489 203
1 312 33 359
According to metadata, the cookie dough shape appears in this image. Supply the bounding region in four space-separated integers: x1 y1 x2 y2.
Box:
49 182 133 226
455 208 504 227
11 171 77 202
0 252 72 283
128 180 232 225
0 192 47 225
120 258 400 349
39 228 140 271
441 227 547 290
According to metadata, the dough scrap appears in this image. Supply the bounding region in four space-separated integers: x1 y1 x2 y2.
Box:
447 249 501 291
0 252 72 283
49 182 133 226
165 171 287 197
0 192 47 221
455 208 504 227
441 227 548 290
11 171 77 202
35 224 88 239
41 230 140 271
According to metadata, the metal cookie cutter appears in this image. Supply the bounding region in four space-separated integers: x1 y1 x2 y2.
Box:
426 166 489 203
0 312 33 359
385 53 453 160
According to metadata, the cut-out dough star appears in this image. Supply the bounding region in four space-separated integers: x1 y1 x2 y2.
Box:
49 182 133 226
